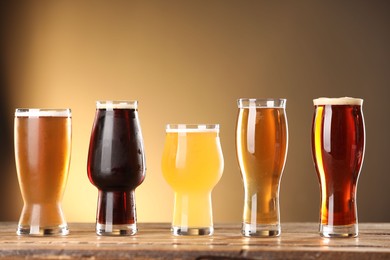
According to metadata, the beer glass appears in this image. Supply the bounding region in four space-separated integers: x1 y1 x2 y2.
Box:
311 97 365 238
236 98 288 237
162 124 224 236
14 109 71 236
87 101 146 236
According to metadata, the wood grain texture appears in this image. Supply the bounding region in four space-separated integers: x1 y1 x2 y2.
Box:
0 223 389 259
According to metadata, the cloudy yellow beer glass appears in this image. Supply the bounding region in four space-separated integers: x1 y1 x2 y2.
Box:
162 124 224 236
236 98 288 237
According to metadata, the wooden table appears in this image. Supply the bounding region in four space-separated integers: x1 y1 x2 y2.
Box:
0 223 389 259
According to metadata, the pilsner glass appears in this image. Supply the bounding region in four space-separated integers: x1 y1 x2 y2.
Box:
236 98 288 237
311 97 365 238
87 101 146 236
14 109 71 236
162 124 224 236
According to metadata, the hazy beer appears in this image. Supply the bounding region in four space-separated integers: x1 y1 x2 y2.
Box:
312 97 365 237
162 124 224 236
14 109 71 236
236 99 288 237
87 101 146 236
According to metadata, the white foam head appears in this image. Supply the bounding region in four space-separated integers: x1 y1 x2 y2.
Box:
313 97 363 106
15 109 71 117
238 98 286 108
166 124 220 133
97 100 138 109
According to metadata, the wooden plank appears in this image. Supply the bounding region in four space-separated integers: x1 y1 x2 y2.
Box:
0 223 389 259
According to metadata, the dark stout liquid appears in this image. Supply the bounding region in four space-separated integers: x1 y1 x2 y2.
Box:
87 108 145 225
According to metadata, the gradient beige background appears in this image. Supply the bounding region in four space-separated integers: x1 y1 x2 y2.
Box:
0 1 389 224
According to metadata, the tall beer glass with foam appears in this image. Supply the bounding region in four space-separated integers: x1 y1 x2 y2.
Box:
312 97 365 237
14 109 71 236
236 99 288 237
87 101 146 236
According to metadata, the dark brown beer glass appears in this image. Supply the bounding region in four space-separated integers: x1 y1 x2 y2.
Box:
87 101 146 236
311 97 365 238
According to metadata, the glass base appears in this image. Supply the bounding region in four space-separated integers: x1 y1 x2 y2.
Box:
17 224 69 236
96 223 137 236
320 224 358 238
172 226 213 236
242 223 281 237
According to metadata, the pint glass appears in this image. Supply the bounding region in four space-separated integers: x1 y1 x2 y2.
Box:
312 97 365 238
162 124 224 236
236 99 288 237
14 109 71 236
87 101 146 236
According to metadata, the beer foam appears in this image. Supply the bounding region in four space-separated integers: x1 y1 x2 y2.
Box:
166 124 220 133
15 109 71 117
96 101 137 109
313 97 363 106
238 98 286 108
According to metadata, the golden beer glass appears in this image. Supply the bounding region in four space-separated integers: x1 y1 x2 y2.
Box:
312 97 365 238
162 124 224 236
236 99 288 237
14 109 71 236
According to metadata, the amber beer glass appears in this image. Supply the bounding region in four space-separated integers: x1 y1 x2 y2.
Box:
162 124 224 236
14 109 71 236
312 97 365 238
236 99 288 237
87 101 146 236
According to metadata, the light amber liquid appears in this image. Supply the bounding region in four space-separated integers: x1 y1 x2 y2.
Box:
236 108 288 225
15 116 71 227
162 131 223 227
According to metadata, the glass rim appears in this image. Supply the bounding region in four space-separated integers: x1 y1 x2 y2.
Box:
166 124 220 133
15 108 71 117
96 100 138 109
313 97 363 106
237 98 286 108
